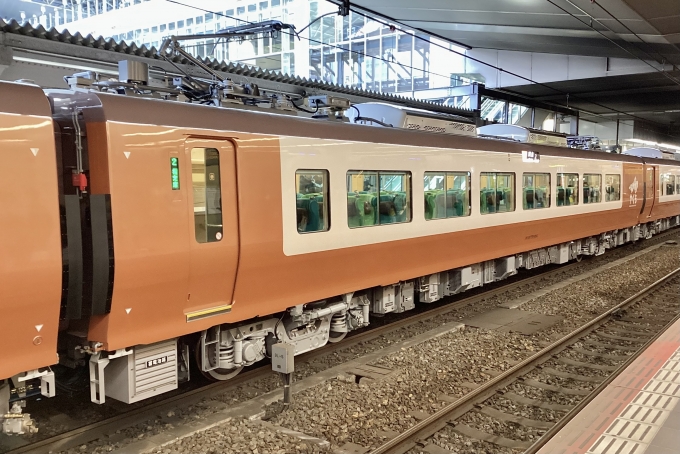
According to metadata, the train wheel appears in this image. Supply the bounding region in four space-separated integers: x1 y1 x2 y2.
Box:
203 366 243 381
328 312 348 343
194 343 243 381
327 331 347 343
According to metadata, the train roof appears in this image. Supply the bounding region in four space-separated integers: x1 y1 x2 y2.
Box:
51 87 680 168
0 80 53 117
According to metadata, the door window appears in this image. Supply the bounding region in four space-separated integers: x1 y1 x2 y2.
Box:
191 147 223 243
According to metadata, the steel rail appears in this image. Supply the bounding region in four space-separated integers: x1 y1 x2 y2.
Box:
369 267 680 454
4 261 586 454
6 233 677 454
524 311 680 454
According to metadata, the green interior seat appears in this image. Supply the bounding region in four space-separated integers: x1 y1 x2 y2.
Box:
393 192 408 222
357 193 377 226
379 194 396 224
347 194 361 227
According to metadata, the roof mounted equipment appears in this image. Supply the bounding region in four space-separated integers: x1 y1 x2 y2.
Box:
347 102 476 136
623 147 677 160
477 124 567 147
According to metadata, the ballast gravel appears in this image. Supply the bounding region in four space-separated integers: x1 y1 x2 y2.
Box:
260 243 679 453
48 236 679 454
148 417 330 454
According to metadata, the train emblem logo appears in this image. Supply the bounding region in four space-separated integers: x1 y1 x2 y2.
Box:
629 177 639 207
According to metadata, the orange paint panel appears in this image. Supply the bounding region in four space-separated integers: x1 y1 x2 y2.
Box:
87 127 243 348
0 83 62 379
650 200 680 220
84 123 680 352
224 145 645 325
85 122 111 194
183 138 239 316
87 123 191 347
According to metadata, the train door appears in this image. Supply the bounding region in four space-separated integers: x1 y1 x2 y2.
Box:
640 164 656 220
184 138 240 319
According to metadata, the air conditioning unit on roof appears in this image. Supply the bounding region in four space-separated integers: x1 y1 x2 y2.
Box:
478 124 567 147
346 102 477 137
623 147 676 160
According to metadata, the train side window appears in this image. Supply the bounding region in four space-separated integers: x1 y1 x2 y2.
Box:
192 147 223 243
424 171 471 220
295 170 330 233
379 172 412 225
347 170 411 227
522 173 550 210
668 174 675 195
480 172 515 214
605 174 621 201
583 174 602 203
662 173 676 196
556 173 579 206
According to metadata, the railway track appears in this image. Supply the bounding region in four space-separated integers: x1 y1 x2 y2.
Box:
369 267 680 454
4 232 677 454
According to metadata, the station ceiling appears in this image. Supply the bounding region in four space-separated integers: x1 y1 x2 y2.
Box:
337 0 680 132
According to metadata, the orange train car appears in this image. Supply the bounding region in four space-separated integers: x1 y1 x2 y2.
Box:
1 77 679 428
0 82 61 416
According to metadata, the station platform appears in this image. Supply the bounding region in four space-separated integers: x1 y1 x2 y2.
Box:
537 316 680 454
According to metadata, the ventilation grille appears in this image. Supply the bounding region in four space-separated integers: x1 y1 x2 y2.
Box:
133 340 178 397
528 132 567 147
404 118 476 136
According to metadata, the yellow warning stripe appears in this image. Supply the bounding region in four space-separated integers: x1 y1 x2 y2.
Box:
185 304 232 322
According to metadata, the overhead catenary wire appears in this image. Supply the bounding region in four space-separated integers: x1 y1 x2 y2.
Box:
580 0 679 72
164 0 457 83
336 1 669 129
546 0 680 86
165 0 566 113
296 11 336 36
165 0 645 131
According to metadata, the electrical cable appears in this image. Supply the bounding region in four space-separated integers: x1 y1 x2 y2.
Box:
546 0 680 86
297 11 336 36
164 0 648 130
585 0 678 72
342 5 669 128
289 96 320 114
326 0 471 51
164 0 455 84
349 105 393 127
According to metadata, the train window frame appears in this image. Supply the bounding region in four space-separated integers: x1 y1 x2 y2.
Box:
480 172 515 214
556 173 579 206
191 147 223 244
662 173 676 196
346 170 412 228
295 169 330 234
522 173 551 210
583 174 602 204
423 171 471 220
605 174 621 201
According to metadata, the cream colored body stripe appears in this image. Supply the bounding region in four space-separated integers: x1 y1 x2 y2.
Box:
280 136 624 256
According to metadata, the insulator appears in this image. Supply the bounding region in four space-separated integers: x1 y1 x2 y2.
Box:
223 80 235 95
